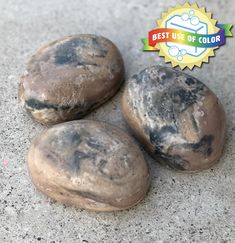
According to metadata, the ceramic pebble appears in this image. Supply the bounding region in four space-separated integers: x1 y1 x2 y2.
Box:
27 120 150 211
19 34 124 124
121 65 226 172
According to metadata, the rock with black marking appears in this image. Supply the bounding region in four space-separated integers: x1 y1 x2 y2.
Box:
121 65 226 172
19 34 124 124
27 120 150 211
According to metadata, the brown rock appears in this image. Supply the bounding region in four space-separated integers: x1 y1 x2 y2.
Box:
19 34 124 124
121 65 226 172
27 120 150 211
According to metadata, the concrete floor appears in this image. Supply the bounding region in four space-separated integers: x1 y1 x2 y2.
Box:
0 0 234 242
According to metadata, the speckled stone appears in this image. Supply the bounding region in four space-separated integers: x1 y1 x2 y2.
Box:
121 65 226 172
27 120 150 211
19 34 124 124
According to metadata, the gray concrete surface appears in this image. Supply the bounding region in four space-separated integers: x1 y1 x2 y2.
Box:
0 0 234 242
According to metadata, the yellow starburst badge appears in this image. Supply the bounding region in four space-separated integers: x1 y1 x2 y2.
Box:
142 2 233 69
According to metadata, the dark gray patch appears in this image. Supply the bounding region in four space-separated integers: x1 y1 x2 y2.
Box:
69 131 81 145
68 150 90 172
185 77 195 86
59 128 81 145
55 39 83 65
87 138 107 152
46 152 63 170
153 92 177 121
172 87 201 111
98 159 108 172
26 98 82 111
91 37 107 57
45 150 60 163
179 135 214 156
26 98 59 110
50 129 81 152
98 159 114 180
132 70 147 84
173 88 194 105
54 37 108 66
162 69 173 79
191 135 214 155
206 147 213 156
169 82 204 113
149 126 177 151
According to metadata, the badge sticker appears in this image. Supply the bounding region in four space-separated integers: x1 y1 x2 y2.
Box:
142 2 233 69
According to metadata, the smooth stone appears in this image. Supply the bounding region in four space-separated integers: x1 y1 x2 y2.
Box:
27 120 150 211
121 65 226 172
19 34 124 124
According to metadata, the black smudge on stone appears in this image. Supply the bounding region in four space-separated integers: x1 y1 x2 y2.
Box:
62 130 81 147
50 129 82 152
185 77 195 86
191 135 214 155
25 98 89 119
26 98 59 110
153 92 176 121
87 138 107 152
55 39 83 65
91 158 109 178
161 68 173 79
98 159 108 172
149 126 177 151
54 37 108 66
98 160 116 180
132 69 147 84
26 98 80 111
178 134 214 156
70 132 81 145
91 37 108 57
170 82 204 113
191 135 214 149
68 150 91 172
45 150 60 163
161 79 203 115
174 88 193 105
